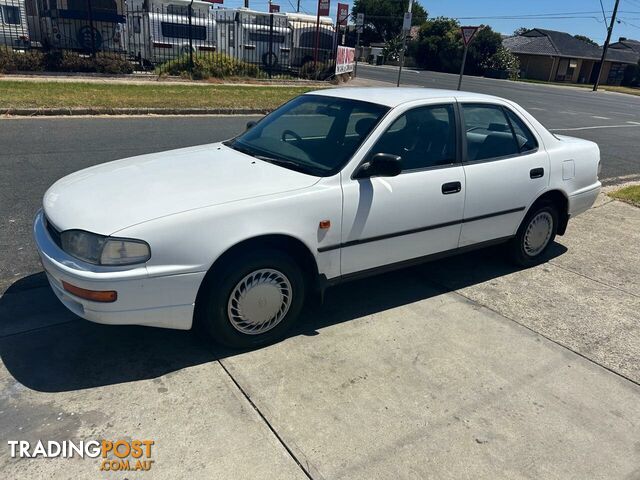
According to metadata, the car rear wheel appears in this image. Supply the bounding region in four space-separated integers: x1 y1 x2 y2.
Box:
509 201 558 267
197 249 305 348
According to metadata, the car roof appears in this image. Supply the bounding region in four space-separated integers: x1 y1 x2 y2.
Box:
306 87 503 107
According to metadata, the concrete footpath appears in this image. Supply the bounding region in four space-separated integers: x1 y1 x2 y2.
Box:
0 196 639 479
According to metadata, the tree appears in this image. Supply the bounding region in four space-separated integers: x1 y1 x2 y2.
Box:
486 46 521 79
513 27 529 36
409 17 461 73
352 0 427 43
409 19 504 76
466 26 503 75
574 34 598 46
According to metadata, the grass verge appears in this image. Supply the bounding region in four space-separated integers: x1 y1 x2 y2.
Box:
609 185 640 207
0 80 317 110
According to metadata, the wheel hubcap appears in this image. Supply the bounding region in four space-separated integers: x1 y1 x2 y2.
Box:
523 211 553 257
227 269 292 335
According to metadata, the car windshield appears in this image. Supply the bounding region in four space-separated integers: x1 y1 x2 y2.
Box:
224 94 389 176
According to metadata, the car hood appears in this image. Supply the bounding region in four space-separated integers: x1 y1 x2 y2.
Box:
43 143 319 234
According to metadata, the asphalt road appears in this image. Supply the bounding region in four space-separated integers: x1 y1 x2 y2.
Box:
0 116 258 293
358 64 640 185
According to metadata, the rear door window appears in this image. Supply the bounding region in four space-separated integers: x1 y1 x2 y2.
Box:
462 104 519 162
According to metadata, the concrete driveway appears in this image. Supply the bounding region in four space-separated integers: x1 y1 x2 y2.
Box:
1 195 639 479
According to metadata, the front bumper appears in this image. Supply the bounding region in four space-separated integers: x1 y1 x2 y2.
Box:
33 210 205 330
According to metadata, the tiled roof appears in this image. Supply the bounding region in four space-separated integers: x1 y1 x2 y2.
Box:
503 28 639 64
610 38 640 55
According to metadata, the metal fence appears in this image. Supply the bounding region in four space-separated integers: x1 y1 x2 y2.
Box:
0 0 338 77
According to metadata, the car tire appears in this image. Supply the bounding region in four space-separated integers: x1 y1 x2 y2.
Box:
509 201 558 267
197 248 306 349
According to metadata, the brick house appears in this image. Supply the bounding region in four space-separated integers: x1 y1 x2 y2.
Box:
503 28 639 85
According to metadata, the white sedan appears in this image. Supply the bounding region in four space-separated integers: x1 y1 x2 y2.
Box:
34 88 601 348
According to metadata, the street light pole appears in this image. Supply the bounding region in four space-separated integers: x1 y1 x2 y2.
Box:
396 0 414 87
593 0 620 91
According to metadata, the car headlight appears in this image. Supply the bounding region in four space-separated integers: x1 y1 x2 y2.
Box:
60 230 150 266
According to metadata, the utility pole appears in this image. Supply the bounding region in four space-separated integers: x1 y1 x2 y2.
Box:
244 0 249 8
396 0 413 87
296 0 300 13
593 0 620 91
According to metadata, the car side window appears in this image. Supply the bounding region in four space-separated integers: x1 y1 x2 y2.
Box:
462 104 519 162
504 109 538 153
368 104 457 171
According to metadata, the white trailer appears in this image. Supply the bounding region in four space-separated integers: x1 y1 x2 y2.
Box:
0 0 30 48
127 0 216 67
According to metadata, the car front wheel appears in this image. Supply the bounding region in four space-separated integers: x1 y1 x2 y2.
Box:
197 249 305 349
509 201 558 267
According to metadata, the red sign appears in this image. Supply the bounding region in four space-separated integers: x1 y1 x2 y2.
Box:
318 0 330 17
337 3 349 26
335 46 355 74
269 4 280 12
460 26 479 46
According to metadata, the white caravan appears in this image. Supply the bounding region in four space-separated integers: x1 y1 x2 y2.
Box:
0 0 30 48
214 7 290 70
127 0 216 67
24 0 126 52
285 12 335 69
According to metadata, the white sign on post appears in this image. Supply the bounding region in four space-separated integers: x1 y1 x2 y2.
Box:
460 26 479 46
356 13 364 33
402 12 412 32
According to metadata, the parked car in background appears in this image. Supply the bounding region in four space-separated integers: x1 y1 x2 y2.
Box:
127 0 216 68
0 0 30 48
34 88 601 349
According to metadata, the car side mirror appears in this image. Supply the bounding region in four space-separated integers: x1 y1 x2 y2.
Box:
246 120 257 131
354 153 402 179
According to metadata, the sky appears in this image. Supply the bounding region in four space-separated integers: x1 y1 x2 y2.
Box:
213 0 640 44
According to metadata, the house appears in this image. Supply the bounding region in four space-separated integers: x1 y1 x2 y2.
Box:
609 37 640 55
503 28 639 85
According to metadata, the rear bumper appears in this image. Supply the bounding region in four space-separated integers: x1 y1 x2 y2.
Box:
34 210 204 330
568 182 601 218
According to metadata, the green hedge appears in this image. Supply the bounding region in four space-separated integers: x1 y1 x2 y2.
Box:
155 53 261 79
0 48 133 74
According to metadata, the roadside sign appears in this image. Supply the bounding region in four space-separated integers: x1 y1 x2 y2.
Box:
335 46 355 74
402 12 412 32
458 26 480 90
460 26 479 46
337 3 349 26
356 12 364 33
269 4 280 12
318 0 330 17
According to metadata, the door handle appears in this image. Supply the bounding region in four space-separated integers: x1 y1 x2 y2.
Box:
530 167 544 179
442 181 462 195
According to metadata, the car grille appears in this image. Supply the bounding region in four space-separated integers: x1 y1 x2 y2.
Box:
44 215 63 249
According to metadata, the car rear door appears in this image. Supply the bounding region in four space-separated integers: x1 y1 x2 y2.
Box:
338 100 466 276
458 101 550 247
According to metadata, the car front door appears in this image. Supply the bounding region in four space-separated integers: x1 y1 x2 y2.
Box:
458 102 550 247
339 101 466 276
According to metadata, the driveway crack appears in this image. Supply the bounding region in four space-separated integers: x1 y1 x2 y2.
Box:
217 359 319 480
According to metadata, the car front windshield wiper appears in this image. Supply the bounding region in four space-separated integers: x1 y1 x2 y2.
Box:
225 140 317 176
